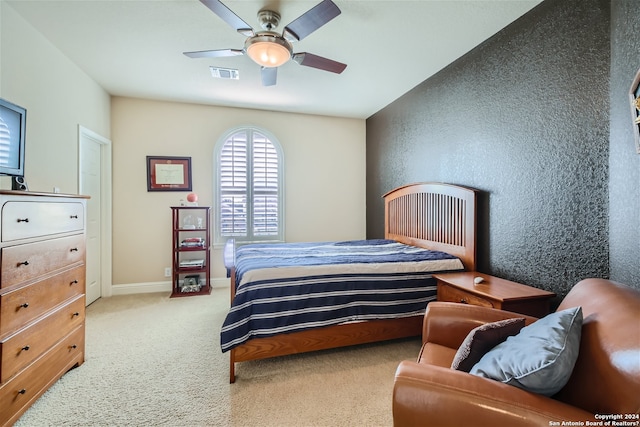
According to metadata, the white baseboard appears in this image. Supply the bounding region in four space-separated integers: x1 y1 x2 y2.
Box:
110 277 229 296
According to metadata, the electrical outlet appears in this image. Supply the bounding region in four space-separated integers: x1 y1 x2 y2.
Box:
164 267 171 277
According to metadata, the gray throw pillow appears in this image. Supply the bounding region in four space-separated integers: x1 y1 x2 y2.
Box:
469 306 583 396
451 317 526 372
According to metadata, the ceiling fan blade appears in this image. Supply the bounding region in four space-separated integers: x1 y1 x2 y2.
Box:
261 67 277 86
199 0 254 36
183 49 244 59
283 0 341 42
292 53 347 74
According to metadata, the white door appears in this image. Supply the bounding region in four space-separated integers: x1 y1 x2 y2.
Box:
79 126 112 305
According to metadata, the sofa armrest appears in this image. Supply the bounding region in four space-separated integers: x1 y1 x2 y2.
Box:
422 302 538 349
393 361 596 427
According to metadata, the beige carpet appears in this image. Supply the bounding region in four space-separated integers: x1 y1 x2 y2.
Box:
14 286 421 427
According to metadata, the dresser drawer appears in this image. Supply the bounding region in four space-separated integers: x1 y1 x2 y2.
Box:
0 266 85 338
1 296 84 383
1 235 85 289
437 283 496 308
1 201 85 242
0 325 84 426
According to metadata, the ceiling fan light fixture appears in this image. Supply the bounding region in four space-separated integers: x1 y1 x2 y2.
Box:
245 34 292 68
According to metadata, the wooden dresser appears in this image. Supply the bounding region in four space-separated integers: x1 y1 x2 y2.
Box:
0 191 88 426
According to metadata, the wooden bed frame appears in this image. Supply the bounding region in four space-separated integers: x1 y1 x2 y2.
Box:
226 182 477 382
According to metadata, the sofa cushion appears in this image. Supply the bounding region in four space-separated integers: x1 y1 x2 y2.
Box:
418 342 458 367
470 306 583 396
450 317 526 372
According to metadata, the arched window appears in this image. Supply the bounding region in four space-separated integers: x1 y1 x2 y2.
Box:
213 126 284 245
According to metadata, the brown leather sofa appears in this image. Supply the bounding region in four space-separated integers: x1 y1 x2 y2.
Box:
393 278 640 427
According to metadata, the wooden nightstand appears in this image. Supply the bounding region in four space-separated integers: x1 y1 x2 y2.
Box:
433 271 556 317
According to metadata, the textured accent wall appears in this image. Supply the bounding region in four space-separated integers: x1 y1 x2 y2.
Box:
366 0 611 300
609 1 640 286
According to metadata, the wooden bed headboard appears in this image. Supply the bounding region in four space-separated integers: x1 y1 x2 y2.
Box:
383 182 477 271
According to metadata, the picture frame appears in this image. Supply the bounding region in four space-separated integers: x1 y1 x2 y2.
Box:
147 156 192 191
629 68 640 154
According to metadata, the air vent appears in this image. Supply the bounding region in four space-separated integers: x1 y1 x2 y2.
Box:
210 67 239 80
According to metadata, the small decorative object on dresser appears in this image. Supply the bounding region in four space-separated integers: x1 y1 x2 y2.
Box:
0 190 88 426
433 271 556 317
171 206 211 297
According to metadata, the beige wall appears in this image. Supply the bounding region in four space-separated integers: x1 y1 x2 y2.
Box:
0 3 110 193
111 97 366 287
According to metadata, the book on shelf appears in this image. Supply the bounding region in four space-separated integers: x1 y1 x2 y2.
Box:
180 237 205 248
183 237 204 242
179 259 205 268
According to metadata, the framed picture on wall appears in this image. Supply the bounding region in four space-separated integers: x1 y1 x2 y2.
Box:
630 68 640 154
147 156 192 191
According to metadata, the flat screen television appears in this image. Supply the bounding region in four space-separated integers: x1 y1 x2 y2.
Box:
0 97 26 177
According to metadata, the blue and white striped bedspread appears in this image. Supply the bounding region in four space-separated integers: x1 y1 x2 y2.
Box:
220 239 463 352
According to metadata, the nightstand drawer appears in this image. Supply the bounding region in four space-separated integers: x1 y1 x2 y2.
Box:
433 271 556 317
438 283 495 308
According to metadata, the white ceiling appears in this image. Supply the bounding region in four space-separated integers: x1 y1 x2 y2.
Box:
6 0 541 119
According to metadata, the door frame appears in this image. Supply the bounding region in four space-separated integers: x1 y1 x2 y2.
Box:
78 125 113 298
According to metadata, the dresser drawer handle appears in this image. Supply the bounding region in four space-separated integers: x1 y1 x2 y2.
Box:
70 215 78 219
17 260 30 267
19 302 29 309
459 298 468 304
70 344 78 349
18 389 27 395
70 247 79 252
16 218 29 223
21 345 30 352
70 279 79 285
72 312 80 317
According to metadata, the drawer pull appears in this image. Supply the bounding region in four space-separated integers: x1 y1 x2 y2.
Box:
17 260 30 266
459 298 468 304
70 344 78 349
21 345 30 352
70 247 79 252
70 215 78 219
19 302 29 309
72 312 80 317
18 389 27 395
70 279 79 285
16 218 29 223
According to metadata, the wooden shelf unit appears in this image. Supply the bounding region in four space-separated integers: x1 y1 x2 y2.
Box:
171 206 211 298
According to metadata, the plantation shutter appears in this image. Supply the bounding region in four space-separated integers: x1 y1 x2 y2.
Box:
219 132 248 236
217 128 282 242
252 132 279 236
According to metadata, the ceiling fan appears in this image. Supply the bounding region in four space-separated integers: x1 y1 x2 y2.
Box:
184 0 347 86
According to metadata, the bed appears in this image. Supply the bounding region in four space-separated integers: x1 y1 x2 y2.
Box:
222 182 477 383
